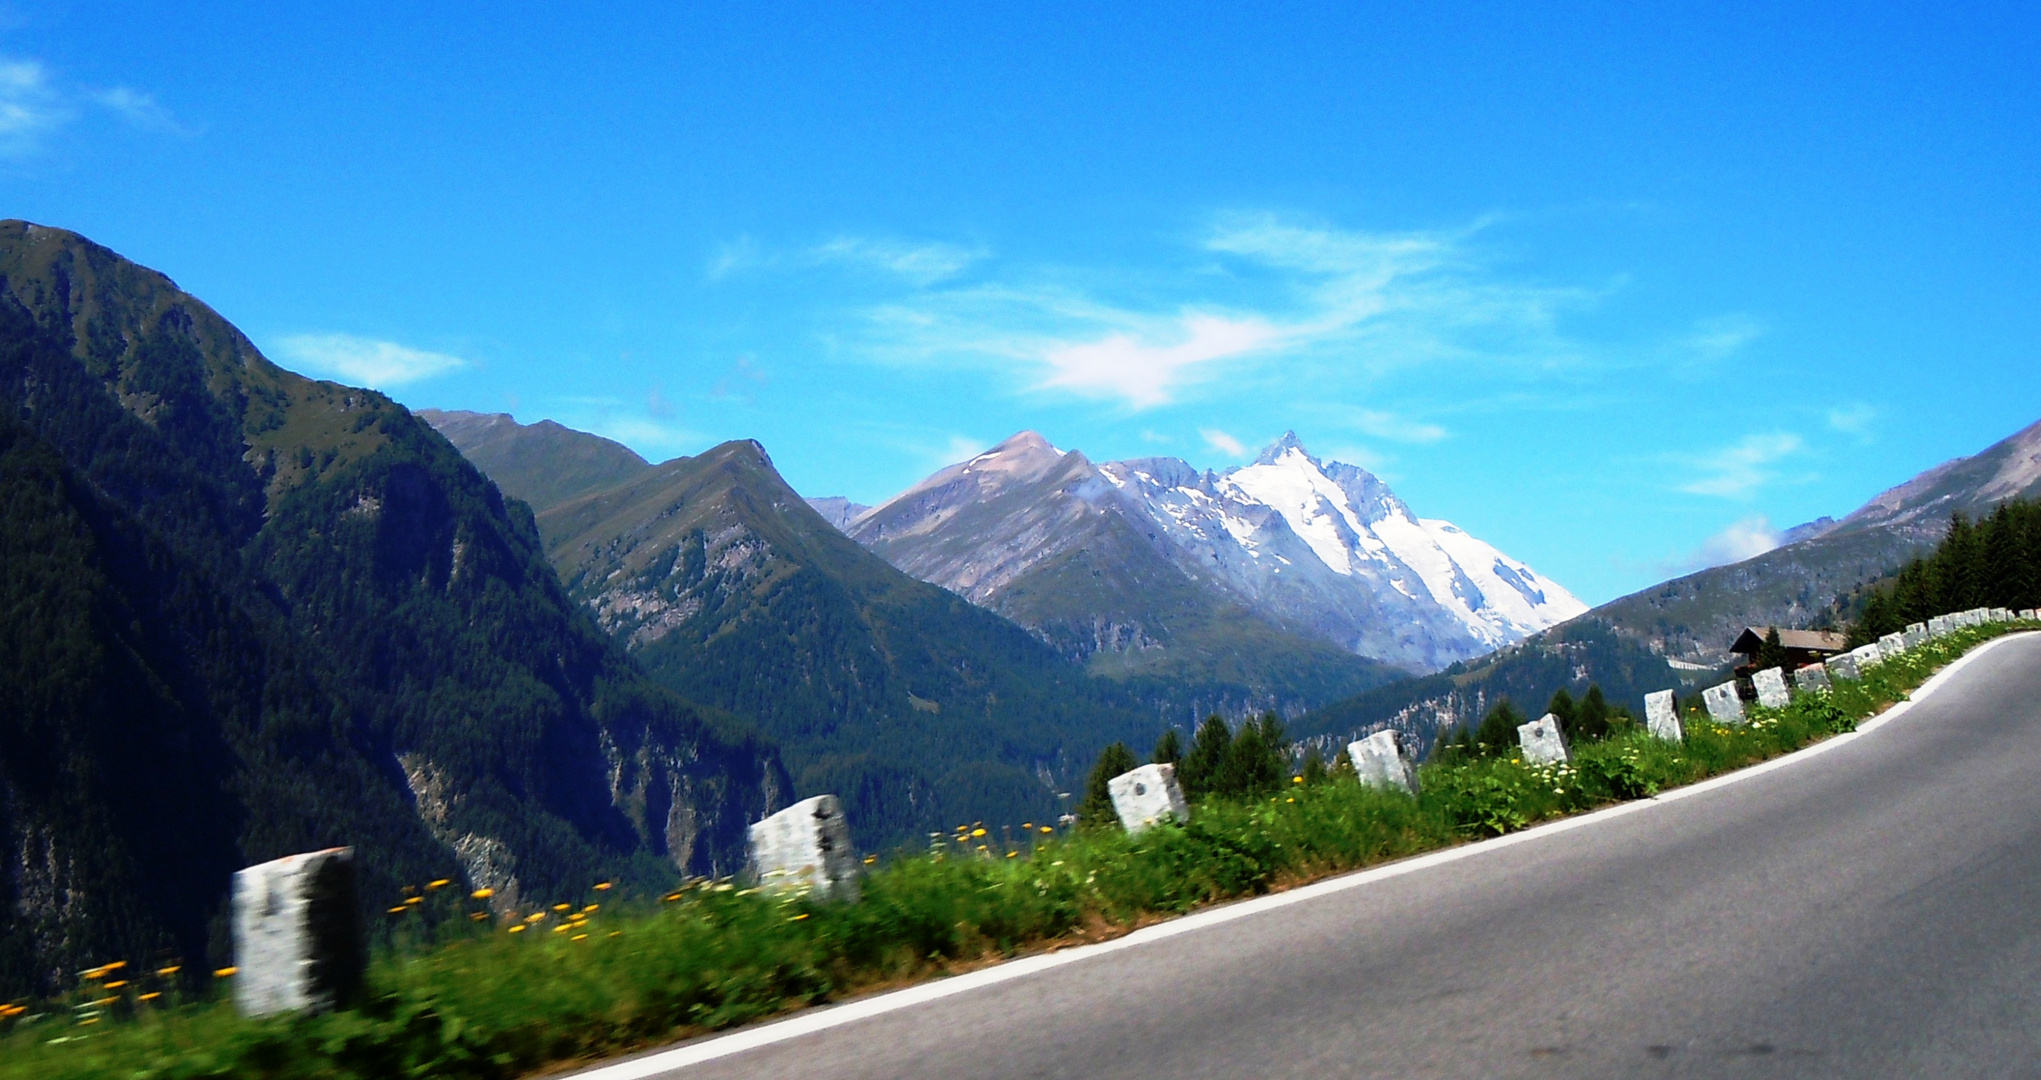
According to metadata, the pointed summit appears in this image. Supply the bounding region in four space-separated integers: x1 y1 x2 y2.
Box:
1254 431 1315 467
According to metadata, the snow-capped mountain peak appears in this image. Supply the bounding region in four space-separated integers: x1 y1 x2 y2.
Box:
851 430 1586 672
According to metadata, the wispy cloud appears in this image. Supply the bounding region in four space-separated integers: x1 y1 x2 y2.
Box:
0 59 69 155
273 333 469 388
1041 313 1282 407
1660 515 1783 575
834 213 1600 411
1827 402 1877 439
1676 432 1804 498
1200 427 1246 457
1680 314 1765 362
1348 408 1447 444
709 234 988 286
812 236 987 285
0 58 187 157
92 86 187 134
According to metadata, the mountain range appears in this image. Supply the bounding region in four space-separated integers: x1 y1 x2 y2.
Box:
422 412 1171 850
0 223 783 997
1289 415 2041 754
1590 416 2041 665
843 431 1587 673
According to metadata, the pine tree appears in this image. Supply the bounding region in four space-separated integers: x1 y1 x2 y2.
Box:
1474 699 1525 757
1301 745 1327 785
1179 716 1232 799
1151 728 1183 766
1076 742 1138 829
1331 745 1357 780
1577 684 1611 742
1546 688 1577 742
1755 628 1789 673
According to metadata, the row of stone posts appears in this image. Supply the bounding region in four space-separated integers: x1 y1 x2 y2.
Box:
224 609 2035 1017
1650 607 2029 744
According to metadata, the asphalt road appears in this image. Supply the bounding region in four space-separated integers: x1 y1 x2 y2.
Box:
592 632 2041 1079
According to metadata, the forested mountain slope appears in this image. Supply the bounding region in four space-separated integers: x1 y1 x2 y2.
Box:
0 223 784 998
1591 416 2041 664
425 412 1171 850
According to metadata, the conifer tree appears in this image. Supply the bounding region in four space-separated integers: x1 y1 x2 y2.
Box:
1546 688 1577 741
1474 699 1525 757
1076 742 1138 829
1331 745 1358 779
1577 684 1611 742
1151 728 1183 767
1301 745 1327 785
1179 716 1232 799
1755 628 1789 673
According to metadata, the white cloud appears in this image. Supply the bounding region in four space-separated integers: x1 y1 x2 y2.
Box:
1041 313 1282 407
812 237 987 285
835 213 1602 412
1662 515 1783 575
1827 402 1877 437
93 87 184 134
1200 427 1246 457
272 333 470 388
0 59 69 155
1349 408 1447 444
1676 433 1804 498
1680 314 1765 361
710 235 988 286
0 59 186 157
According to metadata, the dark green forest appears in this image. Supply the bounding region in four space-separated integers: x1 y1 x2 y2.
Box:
0 222 784 999
1846 501 2041 641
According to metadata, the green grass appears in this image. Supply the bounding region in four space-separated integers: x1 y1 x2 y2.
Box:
2 622 2028 1080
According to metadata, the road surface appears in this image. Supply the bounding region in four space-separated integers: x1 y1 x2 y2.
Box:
585 632 2041 1079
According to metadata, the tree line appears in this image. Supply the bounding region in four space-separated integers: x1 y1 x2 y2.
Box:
1848 501 2041 643
1428 684 1636 763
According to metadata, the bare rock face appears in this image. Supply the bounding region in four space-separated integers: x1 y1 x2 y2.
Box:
1108 764 1189 833
231 848 364 1017
748 795 859 901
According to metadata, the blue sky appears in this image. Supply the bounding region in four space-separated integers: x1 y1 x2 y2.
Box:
8 2 2039 604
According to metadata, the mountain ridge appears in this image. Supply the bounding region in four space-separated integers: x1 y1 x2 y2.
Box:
851 429 1586 674
0 222 784 996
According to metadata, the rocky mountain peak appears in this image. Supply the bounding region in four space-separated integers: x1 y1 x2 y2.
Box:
1253 431 1314 467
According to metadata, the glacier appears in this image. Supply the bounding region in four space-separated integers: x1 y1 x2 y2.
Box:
847 430 1586 671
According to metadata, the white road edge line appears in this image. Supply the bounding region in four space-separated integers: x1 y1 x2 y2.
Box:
569 631 2036 1080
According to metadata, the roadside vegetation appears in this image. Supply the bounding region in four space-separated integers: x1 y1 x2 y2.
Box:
1 619 2031 1080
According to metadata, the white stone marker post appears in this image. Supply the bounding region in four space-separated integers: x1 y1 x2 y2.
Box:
1904 623 1928 649
1826 652 1861 681
1879 632 1908 658
1702 681 1746 725
748 794 860 901
1108 763 1190 833
1517 714 1569 764
1751 668 1790 709
2023 610 2037 621
1644 690 1682 742
231 847 365 1018
1793 663 1831 693
1928 615 1952 638
1348 730 1420 795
